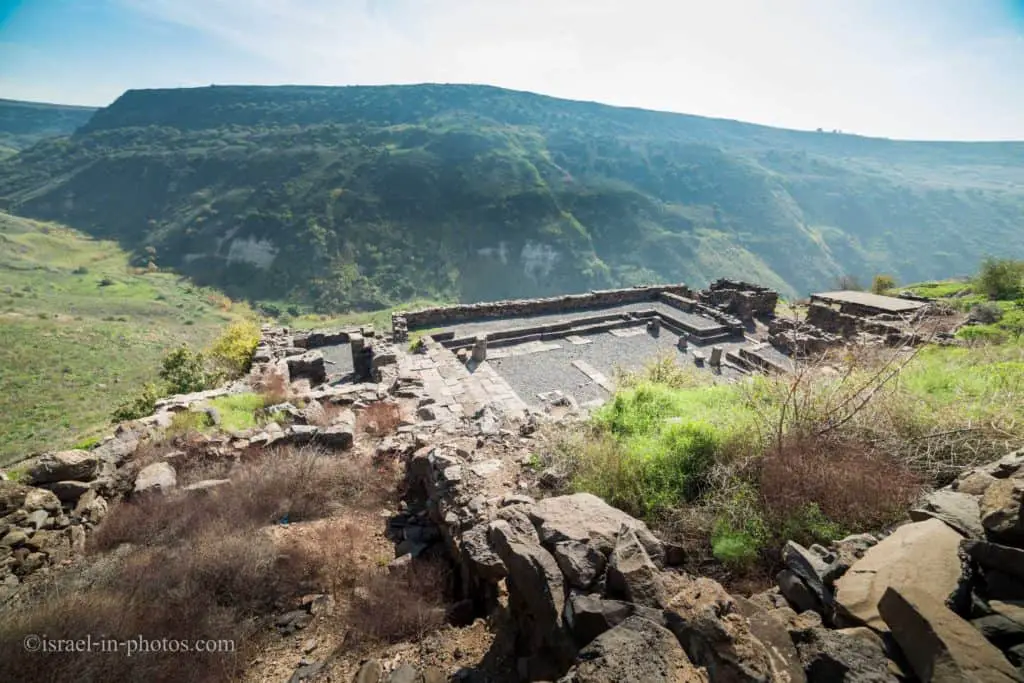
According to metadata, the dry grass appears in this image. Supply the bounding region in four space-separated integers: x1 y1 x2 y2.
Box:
357 401 402 436
91 445 398 552
285 523 449 646
253 363 290 406
0 443 434 683
757 435 924 536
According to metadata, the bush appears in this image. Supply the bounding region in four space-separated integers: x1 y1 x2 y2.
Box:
968 302 1005 324
111 383 159 422
160 345 215 394
207 320 260 378
976 257 1024 301
871 274 896 295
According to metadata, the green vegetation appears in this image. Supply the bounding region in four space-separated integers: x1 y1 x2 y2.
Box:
0 211 250 464
2 84 1022 310
871 274 896 294
976 257 1024 301
553 313 1024 573
0 98 95 151
206 393 268 432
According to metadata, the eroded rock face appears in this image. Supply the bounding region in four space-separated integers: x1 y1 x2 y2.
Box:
878 586 1022 682
27 450 99 485
734 597 807 683
558 615 708 683
794 626 898 682
833 519 966 632
606 526 666 608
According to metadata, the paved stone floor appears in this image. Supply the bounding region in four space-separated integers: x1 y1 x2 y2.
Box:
424 301 721 339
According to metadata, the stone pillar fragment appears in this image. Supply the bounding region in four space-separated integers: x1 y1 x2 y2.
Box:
709 346 723 367
676 335 688 351
471 335 488 362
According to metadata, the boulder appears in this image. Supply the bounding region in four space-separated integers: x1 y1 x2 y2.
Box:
783 541 833 607
23 488 61 513
962 540 1024 582
44 480 92 503
460 524 506 581
777 569 822 614
529 493 665 564
27 450 99 485
955 471 998 496
878 586 1022 682
606 525 666 608
299 400 327 426
558 615 707 683
833 519 965 632
134 462 177 494
564 594 665 646
318 423 354 450
0 481 31 516
734 597 807 683
981 479 1024 544
909 489 984 539
662 574 774 682
795 627 898 682
553 539 606 589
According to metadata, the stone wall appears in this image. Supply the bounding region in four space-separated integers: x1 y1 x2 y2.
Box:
700 278 780 320
393 284 694 334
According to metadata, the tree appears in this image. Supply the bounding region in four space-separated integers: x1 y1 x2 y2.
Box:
977 257 1024 301
834 274 864 291
871 274 896 295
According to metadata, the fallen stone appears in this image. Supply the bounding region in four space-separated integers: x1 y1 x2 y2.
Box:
909 489 984 539
134 462 177 494
796 626 899 682
529 493 665 564
460 524 506 581
286 351 326 385
734 597 807 683
317 423 354 450
489 520 565 627
972 610 1024 648
956 470 998 496
558 615 707 683
23 488 61 513
44 480 92 503
0 481 31 516
553 539 606 589
606 525 666 608
777 569 822 615
833 519 965 632
962 539 1024 582
564 594 665 646
385 663 418 683
981 479 1024 544
662 574 774 683
878 585 1022 682
27 450 99 485
26 509 50 531
784 541 833 607
283 424 319 445
1 529 27 547
352 660 383 683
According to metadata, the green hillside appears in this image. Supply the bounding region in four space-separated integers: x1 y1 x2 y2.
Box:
1 84 1021 310
0 211 247 464
0 98 97 150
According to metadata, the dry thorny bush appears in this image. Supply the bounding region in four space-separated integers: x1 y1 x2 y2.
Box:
0 445 445 683
356 401 402 436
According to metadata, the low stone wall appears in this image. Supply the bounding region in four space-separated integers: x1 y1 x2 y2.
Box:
700 278 780 319
393 284 694 333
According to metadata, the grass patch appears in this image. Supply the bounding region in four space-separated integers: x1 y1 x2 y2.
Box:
289 298 447 332
901 279 973 299
0 212 251 464
205 393 268 432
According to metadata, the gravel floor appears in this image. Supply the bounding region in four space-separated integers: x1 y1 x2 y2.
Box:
428 301 722 338
489 326 748 408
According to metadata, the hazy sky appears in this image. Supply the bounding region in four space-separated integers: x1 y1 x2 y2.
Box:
2 0 1023 140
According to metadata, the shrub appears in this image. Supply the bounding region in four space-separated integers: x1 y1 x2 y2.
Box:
976 257 1024 300
871 274 896 295
207 320 260 378
71 265 88 275
968 302 1005 324
160 345 214 394
111 382 159 422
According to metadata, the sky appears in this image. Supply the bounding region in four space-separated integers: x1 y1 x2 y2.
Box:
1 0 1023 140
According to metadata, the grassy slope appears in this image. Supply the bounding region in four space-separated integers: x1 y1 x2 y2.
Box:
0 212 247 464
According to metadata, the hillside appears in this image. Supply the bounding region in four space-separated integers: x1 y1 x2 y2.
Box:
0 211 246 464
0 98 96 152
1 84 1022 310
